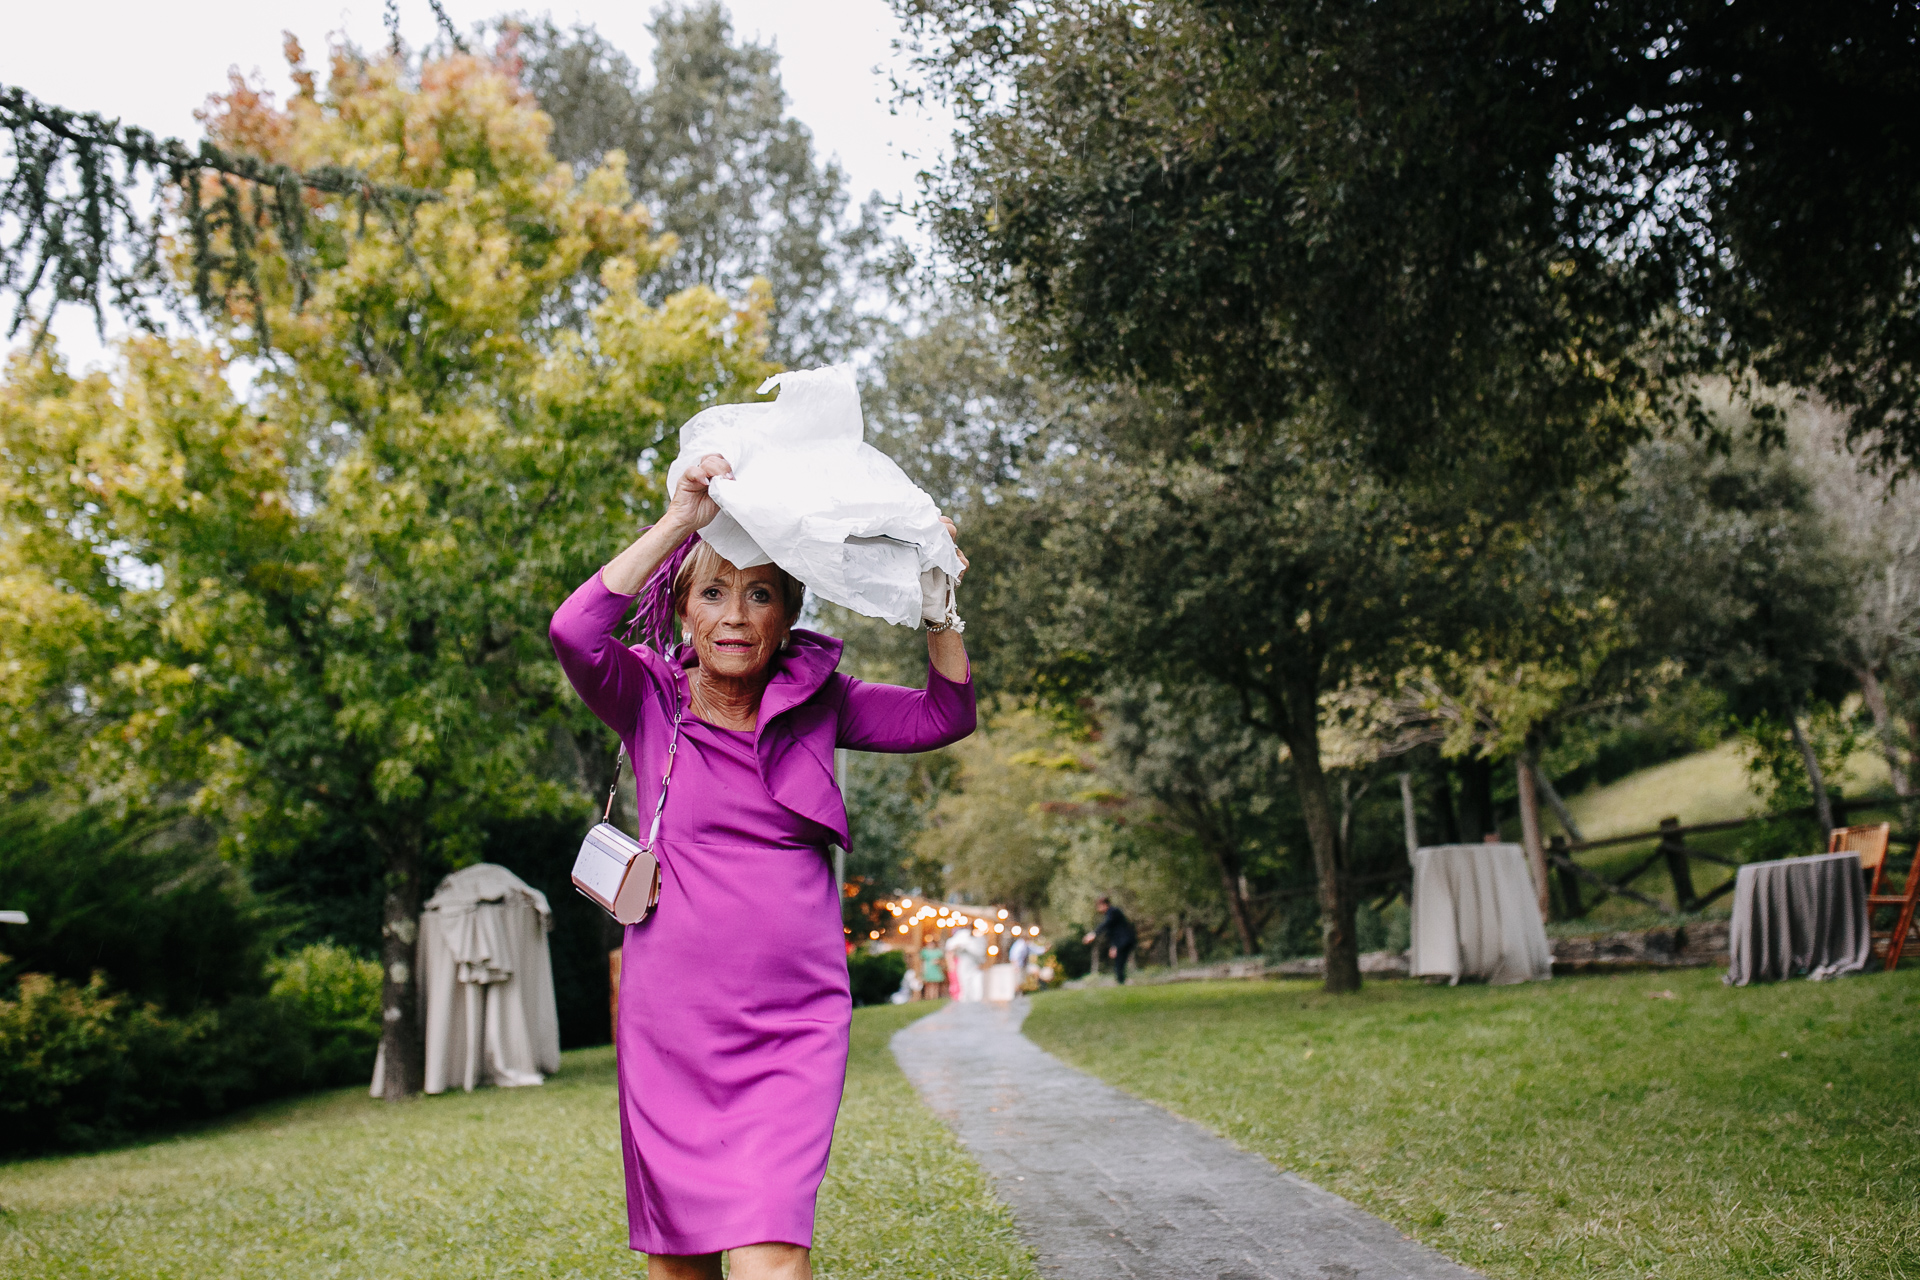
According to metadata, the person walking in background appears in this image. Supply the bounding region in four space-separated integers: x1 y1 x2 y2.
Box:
1007 932 1032 978
1084 896 1138 985
919 941 947 1000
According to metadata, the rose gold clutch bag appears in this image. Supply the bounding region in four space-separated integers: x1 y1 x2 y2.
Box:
572 699 684 927
571 822 662 926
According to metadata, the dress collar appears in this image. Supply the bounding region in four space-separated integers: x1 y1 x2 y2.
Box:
676 628 844 730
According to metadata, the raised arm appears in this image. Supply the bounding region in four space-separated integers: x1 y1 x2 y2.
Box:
549 454 733 734
925 514 971 684
835 664 977 754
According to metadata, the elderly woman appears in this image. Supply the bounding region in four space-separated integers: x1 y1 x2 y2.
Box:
549 455 974 1280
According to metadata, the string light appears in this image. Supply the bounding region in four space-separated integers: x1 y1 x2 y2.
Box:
987 945 999 956
869 931 880 939
1011 925 1024 935
997 909 1009 920
898 925 908 934
993 923 1005 933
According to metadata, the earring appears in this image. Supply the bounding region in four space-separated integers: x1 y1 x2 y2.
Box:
780 635 791 651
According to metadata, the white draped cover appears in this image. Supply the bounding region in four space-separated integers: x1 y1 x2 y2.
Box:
370 863 561 1096
1409 843 1554 986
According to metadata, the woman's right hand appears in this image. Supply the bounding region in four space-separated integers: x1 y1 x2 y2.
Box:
602 454 733 594
662 454 733 534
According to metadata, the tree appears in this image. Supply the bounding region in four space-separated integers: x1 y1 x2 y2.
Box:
513 4 894 366
915 706 1093 915
839 748 958 925
896 0 1920 475
1029 444 1498 990
1355 419 1863 860
0 42 769 1097
1094 681 1292 955
1797 403 1920 807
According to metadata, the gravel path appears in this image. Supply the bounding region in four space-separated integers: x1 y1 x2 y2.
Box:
891 998 1482 1280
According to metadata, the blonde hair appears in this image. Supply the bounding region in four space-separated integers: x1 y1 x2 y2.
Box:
671 541 806 628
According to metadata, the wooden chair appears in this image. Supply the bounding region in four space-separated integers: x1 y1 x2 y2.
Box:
1829 823 1892 895
1866 841 1920 972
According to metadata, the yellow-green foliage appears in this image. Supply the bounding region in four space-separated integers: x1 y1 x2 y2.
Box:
0 45 772 864
915 705 1097 912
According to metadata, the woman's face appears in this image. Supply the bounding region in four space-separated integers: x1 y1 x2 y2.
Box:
680 561 790 681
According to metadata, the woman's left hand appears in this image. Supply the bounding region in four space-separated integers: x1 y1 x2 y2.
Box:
938 515 970 580
926 515 970 683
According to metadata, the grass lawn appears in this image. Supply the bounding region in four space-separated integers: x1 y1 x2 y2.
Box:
0 1002 1036 1280
1025 968 1920 1280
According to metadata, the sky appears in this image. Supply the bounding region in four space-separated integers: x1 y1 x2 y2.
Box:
0 0 953 370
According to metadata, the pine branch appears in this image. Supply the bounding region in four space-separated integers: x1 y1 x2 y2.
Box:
429 0 472 54
0 83 437 350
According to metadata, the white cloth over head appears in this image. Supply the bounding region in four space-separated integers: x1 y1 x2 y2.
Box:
370 862 562 1096
662 364 964 627
1408 843 1553 986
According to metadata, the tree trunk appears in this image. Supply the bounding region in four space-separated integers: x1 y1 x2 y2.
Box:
1855 665 1913 799
1211 845 1260 955
1788 706 1834 834
1398 771 1419 858
376 839 425 1100
1515 750 1549 921
1457 755 1495 841
1279 686 1360 993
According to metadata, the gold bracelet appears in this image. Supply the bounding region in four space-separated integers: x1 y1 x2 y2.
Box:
926 609 966 635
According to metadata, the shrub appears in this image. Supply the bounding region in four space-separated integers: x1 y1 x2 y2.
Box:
1049 934 1092 979
268 943 382 1086
0 805 274 1014
0 810 387 1153
848 948 907 1007
0 970 313 1154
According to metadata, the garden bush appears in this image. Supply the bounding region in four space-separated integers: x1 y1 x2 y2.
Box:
0 805 274 1014
0 970 320 1154
267 943 383 1087
1049 934 1092 979
0 808 385 1154
848 948 907 1006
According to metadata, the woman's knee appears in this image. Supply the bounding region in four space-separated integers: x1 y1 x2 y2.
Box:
727 1242 811 1280
647 1253 723 1280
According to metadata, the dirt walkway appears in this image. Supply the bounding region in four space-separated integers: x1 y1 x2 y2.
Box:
891 999 1481 1280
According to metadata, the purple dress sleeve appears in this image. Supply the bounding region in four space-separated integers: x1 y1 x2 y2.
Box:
834 663 977 753
548 569 671 739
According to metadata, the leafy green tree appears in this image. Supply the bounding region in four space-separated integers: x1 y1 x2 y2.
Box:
513 3 894 365
1094 681 1291 955
896 0 1920 475
1360 421 1860 855
916 706 1094 915
1027 444 1499 990
0 44 770 1096
839 749 958 923
1798 404 1920 807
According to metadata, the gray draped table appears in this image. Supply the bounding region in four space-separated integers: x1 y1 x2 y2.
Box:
1725 851 1869 986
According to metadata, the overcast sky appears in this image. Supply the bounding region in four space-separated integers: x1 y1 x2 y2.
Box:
0 0 951 369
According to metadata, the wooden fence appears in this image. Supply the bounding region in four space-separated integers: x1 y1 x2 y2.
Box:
1235 797 1914 932
1549 803 1915 917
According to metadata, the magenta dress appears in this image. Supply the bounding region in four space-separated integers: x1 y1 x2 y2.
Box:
550 571 975 1255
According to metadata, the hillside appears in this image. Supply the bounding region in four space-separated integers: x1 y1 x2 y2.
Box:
1549 740 1895 841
